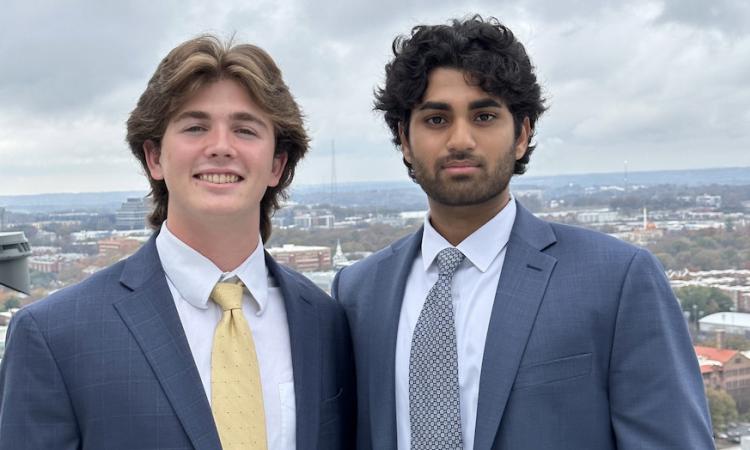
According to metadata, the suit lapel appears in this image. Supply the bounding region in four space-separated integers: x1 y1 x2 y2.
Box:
369 230 423 450
266 254 320 450
473 205 558 450
113 236 221 450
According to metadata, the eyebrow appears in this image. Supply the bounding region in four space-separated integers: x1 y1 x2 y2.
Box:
416 98 504 111
417 101 451 111
172 110 269 130
469 98 503 109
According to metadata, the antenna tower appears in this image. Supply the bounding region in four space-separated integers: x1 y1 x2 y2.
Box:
330 140 338 206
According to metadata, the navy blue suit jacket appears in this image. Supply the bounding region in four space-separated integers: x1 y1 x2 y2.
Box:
0 235 355 449
333 203 713 449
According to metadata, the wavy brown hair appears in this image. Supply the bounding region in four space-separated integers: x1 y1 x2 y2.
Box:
126 35 308 241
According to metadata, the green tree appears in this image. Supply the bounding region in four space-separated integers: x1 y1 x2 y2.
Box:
653 252 676 270
29 270 57 289
1 296 21 312
675 286 734 319
707 387 738 433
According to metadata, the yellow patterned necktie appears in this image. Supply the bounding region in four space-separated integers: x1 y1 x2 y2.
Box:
210 281 268 450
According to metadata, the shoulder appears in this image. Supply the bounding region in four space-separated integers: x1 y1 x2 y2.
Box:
526 219 668 289
513 202 641 262
544 220 643 262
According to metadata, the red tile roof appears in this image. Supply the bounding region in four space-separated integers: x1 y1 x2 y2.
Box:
695 346 738 364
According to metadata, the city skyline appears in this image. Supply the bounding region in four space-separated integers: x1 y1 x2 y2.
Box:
1 0 749 196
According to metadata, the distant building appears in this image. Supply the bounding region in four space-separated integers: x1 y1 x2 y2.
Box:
670 269 750 312
576 209 618 224
294 214 313 229
115 197 150 230
71 230 112 242
32 229 58 244
293 212 335 229
699 312 750 336
399 211 427 226
0 324 11 354
696 344 750 411
97 238 141 255
271 216 290 228
332 240 352 269
28 256 62 274
696 194 721 208
514 189 543 200
267 244 332 272
28 252 86 275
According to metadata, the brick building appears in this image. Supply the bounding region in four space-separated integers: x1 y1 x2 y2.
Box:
267 244 332 272
696 345 750 411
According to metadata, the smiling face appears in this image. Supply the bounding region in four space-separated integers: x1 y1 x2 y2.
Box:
144 78 287 236
401 67 530 214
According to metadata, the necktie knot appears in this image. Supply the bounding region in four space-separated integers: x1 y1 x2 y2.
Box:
437 247 464 277
211 281 244 311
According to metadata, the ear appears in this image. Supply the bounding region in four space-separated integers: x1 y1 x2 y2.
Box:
143 140 165 180
514 117 531 160
268 151 289 187
398 122 413 164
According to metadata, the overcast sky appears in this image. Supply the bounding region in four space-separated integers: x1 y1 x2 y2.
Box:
1 0 748 195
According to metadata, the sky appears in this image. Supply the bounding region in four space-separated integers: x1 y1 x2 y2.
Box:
1 0 749 195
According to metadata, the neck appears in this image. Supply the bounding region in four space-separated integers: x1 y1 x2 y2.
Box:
428 193 510 246
166 214 261 272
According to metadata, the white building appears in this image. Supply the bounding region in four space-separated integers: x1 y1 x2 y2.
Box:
699 312 750 336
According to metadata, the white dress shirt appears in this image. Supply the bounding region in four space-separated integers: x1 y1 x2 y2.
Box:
156 223 296 450
395 198 517 450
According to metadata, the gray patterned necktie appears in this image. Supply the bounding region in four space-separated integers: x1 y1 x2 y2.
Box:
409 247 465 450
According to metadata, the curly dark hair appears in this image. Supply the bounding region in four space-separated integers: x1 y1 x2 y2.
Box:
374 15 547 177
126 35 308 241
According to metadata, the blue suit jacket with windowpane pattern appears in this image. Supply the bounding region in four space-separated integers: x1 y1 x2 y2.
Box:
0 234 355 450
333 202 713 450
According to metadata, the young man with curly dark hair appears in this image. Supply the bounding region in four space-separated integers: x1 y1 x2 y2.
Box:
333 15 712 449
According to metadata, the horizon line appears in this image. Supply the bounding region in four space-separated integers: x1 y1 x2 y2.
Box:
1 165 749 198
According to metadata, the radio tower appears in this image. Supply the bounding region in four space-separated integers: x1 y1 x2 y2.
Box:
623 160 629 192
330 140 338 206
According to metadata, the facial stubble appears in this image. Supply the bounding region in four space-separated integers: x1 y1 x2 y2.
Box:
409 145 517 207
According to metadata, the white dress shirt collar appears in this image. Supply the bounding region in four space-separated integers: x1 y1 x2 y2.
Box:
422 196 517 273
155 222 270 315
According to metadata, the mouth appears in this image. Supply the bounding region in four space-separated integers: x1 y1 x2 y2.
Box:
441 160 481 175
441 153 481 169
194 173 244 184
443 161 479 169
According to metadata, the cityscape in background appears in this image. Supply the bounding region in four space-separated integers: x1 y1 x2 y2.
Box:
2 166 750 446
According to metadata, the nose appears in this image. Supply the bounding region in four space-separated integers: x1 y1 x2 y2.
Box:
205 125 236 158
446 118 476 152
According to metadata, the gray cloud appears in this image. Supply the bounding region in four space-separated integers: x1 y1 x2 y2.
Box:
0 0 188 115
0 0 748 195
655 0 750 36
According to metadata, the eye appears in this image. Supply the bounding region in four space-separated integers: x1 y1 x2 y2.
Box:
425 116 447 126
183 125 207 133
475 112 496 123
236 127 258 138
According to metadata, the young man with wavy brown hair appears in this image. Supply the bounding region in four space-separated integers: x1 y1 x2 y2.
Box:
0 35 355 450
